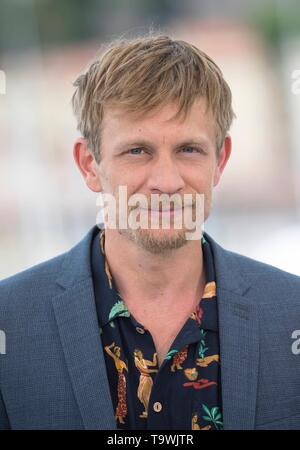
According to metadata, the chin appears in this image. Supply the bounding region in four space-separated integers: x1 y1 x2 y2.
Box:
120 226 190 254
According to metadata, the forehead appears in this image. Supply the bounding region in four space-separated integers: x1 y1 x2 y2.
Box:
101 98 216 144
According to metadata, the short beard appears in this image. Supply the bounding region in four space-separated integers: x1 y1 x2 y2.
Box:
118 227 189 255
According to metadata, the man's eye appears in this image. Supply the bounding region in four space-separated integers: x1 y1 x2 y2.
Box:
127 148 145 155
180 147 202 154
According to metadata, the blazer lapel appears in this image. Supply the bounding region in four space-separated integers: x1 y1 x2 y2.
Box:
206 233 260 430
218 289 259 429
51 226 116 430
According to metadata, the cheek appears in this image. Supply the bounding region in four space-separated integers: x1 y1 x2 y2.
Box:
99 164 125 193
98 163 110 189
116 167 147 192
191 170 214 193
212 168 220 186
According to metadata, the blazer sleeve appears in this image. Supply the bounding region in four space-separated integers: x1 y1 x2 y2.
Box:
0 389 10 430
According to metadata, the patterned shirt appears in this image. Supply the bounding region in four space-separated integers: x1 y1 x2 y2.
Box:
91 228 223 430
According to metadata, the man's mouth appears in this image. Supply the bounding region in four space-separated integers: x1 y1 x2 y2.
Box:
139 207 182 212
137 206 192 216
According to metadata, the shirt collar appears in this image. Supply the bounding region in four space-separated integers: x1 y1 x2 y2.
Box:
91 229 130 328
199 235 219 332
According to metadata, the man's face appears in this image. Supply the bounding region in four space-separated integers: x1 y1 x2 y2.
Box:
96 97 231 253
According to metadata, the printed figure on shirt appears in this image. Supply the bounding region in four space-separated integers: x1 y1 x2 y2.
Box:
104 342 128 424
192 413 212 430
133 349 158 418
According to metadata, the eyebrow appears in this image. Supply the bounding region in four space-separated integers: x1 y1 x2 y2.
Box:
114 138 209 151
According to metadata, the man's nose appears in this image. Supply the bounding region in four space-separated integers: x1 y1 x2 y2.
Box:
146 153 185 194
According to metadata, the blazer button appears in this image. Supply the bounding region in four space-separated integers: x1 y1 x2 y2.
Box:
153 402 162 413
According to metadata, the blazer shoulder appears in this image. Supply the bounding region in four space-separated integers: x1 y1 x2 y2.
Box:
0 251 67 302
205 232 300 301
225 248 299 282
219 247 300 307
0 225 97 310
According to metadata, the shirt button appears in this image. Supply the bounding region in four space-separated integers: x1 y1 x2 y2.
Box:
136 327 145 334
153 402 162 413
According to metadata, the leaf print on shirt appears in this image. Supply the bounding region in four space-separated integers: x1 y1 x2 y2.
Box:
199 328 207 338
198 339 209 359
196 333 219 367
202 404 223 430
108 300 130 326
165 349 178 360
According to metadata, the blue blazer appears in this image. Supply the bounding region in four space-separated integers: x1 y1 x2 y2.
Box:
0 225 300 430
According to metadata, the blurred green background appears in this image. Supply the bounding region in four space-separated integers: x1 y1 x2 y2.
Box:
0 0 299 277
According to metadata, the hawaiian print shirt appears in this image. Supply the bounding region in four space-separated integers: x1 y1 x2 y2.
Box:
91 228 223 430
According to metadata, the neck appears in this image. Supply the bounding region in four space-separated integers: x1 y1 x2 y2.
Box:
102 229 205 306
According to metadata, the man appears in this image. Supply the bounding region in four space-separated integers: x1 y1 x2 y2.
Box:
0 34 300 430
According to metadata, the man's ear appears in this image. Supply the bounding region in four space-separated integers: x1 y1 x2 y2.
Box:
73 137 102 192
213 135 232 187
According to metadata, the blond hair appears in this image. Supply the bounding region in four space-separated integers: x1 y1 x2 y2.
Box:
72 34 235 163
